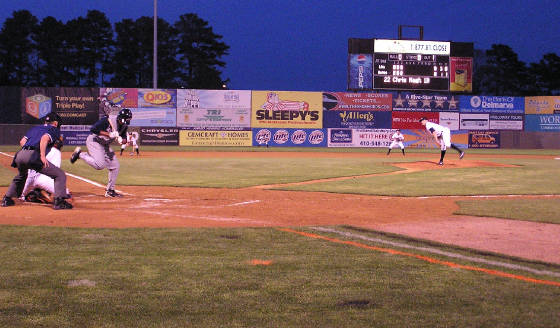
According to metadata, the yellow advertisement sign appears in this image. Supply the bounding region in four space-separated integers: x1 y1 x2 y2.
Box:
525 96 560 114
179 130 252 147
251 91 323 128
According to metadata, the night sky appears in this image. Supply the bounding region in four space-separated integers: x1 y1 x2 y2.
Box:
1 0 559 92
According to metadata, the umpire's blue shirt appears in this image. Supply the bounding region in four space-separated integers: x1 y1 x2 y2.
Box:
23 125 60 152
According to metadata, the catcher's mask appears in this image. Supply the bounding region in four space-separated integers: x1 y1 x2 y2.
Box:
53 135 64 150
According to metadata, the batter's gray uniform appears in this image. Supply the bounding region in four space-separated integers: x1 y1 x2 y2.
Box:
77 116 122 192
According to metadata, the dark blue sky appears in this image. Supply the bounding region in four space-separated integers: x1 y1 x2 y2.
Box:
2 0 559 92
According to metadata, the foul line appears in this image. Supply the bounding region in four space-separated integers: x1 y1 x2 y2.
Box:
312 227 560 278
278 227 560 287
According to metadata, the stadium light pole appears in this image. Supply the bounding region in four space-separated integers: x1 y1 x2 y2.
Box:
153 0 158 89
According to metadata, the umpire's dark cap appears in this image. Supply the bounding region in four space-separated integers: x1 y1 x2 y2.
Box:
44 112 62 124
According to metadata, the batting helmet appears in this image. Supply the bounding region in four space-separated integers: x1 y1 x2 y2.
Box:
117 108 132 126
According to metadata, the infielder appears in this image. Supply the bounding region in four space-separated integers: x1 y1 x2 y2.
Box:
120 132 139 156
70 108 132 197
2 112 73 210
21 136 72 204
387 129 405 156
419 117 464 165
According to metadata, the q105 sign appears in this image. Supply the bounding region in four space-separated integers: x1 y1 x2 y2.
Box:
373 39 451 92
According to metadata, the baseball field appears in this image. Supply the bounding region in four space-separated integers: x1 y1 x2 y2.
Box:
0 146 559 327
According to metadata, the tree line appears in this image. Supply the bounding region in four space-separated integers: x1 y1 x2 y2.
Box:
0 10 229 89
474 45 559 96
0 9 559 95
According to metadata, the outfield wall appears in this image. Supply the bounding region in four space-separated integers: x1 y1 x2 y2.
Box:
1 87 559 149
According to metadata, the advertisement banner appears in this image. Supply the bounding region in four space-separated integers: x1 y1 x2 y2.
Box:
525 115 560 132
22 87 99 124
348 54 373 90
328 129 354 147
323 110 391 129
252 128 326 147
322 92 391 111
460 95 524 114
489 114 523 130
138 89 177 108
328 128 394 148
374 39 450 55
140 127 179 146
392 111 438 129
128 108 177 127
251 91 322 129
392 92 459 112
438 112 460 130
176 89 251 130
525 96 560 114
99 88 139 109
449 57 473 92
180 130 252 147
469 130 500 148
460 113 489 130
60 125 91 145
404 129 469 149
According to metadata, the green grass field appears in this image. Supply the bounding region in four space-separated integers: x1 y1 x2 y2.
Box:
1 147 559 327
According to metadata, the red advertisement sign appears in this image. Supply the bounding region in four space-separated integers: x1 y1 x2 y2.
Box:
323 92 392 111
391 112 438 129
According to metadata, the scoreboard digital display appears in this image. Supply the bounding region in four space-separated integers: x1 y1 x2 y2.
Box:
373 39 451 92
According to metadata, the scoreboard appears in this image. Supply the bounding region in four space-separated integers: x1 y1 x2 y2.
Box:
373 39 451 91
347 38 473 93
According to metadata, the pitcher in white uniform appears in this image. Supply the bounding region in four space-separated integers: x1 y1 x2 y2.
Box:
419 117 464 165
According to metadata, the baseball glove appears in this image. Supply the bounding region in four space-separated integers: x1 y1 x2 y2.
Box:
24 188 52 204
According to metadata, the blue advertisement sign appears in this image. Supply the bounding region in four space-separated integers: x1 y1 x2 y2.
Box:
392 92 459 112
348 54 373 90
323 110 392 129
469 130 500 148
459 95 524 114
129 108 177 127
329 129 353 145
252 128 327 147
60 125 91 145
525 114 560 132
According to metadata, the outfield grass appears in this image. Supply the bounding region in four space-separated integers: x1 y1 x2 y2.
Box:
0 226 558 328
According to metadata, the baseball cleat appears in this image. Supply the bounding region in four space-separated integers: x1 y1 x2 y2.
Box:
70 147 81 164
105 189 123 198
1 196 15 207
438 160 444 166
53 197 73 210
459 152 465 159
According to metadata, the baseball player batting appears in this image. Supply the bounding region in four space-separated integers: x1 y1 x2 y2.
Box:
70 107 132 197
419 117 464 165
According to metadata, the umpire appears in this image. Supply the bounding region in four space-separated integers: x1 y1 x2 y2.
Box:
1 112 73 210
